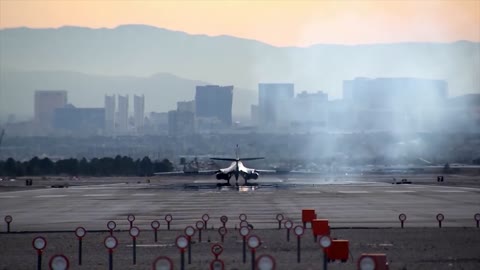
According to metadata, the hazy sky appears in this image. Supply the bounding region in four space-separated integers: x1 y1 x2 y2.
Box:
1 0 479 47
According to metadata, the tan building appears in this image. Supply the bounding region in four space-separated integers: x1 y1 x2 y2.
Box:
34 90 67 132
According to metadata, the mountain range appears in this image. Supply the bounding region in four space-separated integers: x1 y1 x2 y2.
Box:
1 24 479 120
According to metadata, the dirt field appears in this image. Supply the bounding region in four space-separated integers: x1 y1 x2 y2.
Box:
1 227 479 270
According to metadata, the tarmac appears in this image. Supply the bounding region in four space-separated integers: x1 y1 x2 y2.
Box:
0 174 479 269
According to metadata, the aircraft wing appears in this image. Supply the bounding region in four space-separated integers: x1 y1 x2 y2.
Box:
154 170 219 176
255 169 278 174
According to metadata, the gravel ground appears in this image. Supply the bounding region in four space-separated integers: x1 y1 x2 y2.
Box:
1 227 479 270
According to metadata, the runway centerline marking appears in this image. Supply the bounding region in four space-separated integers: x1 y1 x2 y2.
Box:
0 195 19 198
384 190 416 193
337 191 369 194
35 195 68 198
83 194 113 197
132 193 155 196
430 190 467 193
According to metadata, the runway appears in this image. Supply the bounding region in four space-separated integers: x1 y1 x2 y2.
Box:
0 175 479 232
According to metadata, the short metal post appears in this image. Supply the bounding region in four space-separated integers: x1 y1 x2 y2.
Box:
37 251 42 270
242 237 246 263
188 239 192 264
287 229 290 242
132 238 136 265
180 251 185 270
323 251 328 270
78 238 83 265
251 249 256 270
108 250 113 270
297 237 301 263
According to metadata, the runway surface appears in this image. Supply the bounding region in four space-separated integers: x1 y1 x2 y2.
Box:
1 175 479 231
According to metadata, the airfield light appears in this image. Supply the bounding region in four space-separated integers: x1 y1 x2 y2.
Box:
165 214 173 230
293 226 304 263
218 226 227 242
48 254 69 270
436 213 445 228
4 215 12 233
256 254 276 270
104 236 118 270
74 227 86 265
240 220 249 228
127 214 135 229
175 235 189 270
211 243 224 259
284 219 293 242
319 235 332 270
196 220 205 242
239 213 247 221
239 226 250 263
184 226 195 264
107 221 116 235
210 259 225 270
151 220 160 242
276 214 284 229
33 236 47 270
152 256 173 270
129 226 140 265
247 235 261 270
220 215 228 227
202 214 210 229
359 256 376 270
398 213 407 228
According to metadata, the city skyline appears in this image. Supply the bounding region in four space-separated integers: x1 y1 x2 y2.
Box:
1 0 479 46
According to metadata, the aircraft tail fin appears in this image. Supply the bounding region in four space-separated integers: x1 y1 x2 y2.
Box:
210 158 238 161
240 157 265 161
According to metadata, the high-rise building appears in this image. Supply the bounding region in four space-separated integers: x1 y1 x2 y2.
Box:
104 95 116 134
53 105 105 135
258 83 294 126
168 110 195 136
34 90 68 132
134 95 145 132
177 101 195 113
117 95 129 133
195 85 233 126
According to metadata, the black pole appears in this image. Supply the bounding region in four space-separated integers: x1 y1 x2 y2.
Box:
167 222 170 231
401 221 404 229
199 230 202 242
133 238 136 265
242 237 246 263
109 251 113 270
314 234 317 243
477 220 479 228
221 235 224 243
37 252 42 270
79 239 83 265
205 221 208 230
278 221 281 229
297 237 301 263
287 229 290 242
180 251 185 270
129 221 133 229
323 251 327 270
188 239 192 264
154 230 158 242
251 249 256 270
439 221 442 228
109 230 113 236
7 223 10 233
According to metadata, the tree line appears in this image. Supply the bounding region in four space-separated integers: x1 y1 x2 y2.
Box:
0 156 174 177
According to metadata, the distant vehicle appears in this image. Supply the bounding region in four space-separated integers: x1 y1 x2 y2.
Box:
154 145 275 185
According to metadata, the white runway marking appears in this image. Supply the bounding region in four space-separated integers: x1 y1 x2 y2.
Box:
385 190 416 193
35 195 68 198
132 193 155 196
431 190 467 193
296 191 322 194
338 191 369 194
0 195 18 198
83 194 113 197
